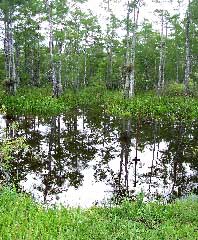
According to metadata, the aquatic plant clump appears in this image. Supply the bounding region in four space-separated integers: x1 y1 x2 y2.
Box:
107 94 198 122
0 87 198 122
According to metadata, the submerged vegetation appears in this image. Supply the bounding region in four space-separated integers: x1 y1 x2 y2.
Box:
0 188 197 240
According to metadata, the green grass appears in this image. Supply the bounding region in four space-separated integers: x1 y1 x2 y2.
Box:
0 86 198 122
0 188 197 240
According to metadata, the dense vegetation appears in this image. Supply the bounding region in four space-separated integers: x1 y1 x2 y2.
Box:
0 188 197 240
1 84 198 122
0 0 197 97
0 0 198 239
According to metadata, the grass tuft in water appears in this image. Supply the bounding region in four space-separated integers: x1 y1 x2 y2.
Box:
0 86 198 122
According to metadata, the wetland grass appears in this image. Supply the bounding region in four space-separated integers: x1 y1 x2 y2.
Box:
0 188 197 240
1 86 198 123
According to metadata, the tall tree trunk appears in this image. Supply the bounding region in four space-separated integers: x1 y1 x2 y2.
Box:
176 44 179 83
106 24 113 88
130 5 139 97
105 0 113 88
48 1 56 96
124 1 140 98
158 11 165 92
162 21 168 87
124 1 131 98
83 47 87 86
184 0 191 94
107 45 113 87
31 47 35 85
32 24 41 87
4 10 17 94
45 0 61 97
15 41 20 87
57 41 63 94
73 17 80 90
35 38 41 86
4 18 9 80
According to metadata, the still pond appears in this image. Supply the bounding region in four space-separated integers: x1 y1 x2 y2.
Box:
0 107 197 207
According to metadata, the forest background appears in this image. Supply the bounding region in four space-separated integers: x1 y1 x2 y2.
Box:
0 0 197 98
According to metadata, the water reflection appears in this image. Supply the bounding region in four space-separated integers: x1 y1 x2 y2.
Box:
1 109 198 207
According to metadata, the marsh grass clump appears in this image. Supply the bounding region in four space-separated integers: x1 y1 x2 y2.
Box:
0 188 197 240
107 94 198 122
0 87 198 122
1 87 68 116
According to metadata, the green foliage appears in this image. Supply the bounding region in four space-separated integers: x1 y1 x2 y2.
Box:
1 87 198 123
107 91 198 122
0 122 28 172
1 137 27 167
0 0 197 95
163 83 185 96
163 82 198 97
0 188 197 239
0 87 70 116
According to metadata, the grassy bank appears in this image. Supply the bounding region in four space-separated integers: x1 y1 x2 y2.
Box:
0 86 198 122
0 188 197 240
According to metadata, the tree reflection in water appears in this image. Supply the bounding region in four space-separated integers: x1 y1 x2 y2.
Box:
1 109 198 207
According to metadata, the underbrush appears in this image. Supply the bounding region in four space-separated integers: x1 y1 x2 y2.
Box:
0 188 197 240
162 82 198 97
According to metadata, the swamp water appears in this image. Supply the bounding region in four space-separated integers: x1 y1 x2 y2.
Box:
0 108 198 207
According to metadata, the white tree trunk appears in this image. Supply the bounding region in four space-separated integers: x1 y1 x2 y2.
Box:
83 47 87 86
184 0 191 94
158 11 165 92
15 40 20 87
129 5 139 97
4 11 16 94
57 42 63 95
45 0 60 97
124 0 140 98
11 32 16 93
124 1 132 98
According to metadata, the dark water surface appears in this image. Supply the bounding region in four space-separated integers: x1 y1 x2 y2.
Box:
0 108 198 207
